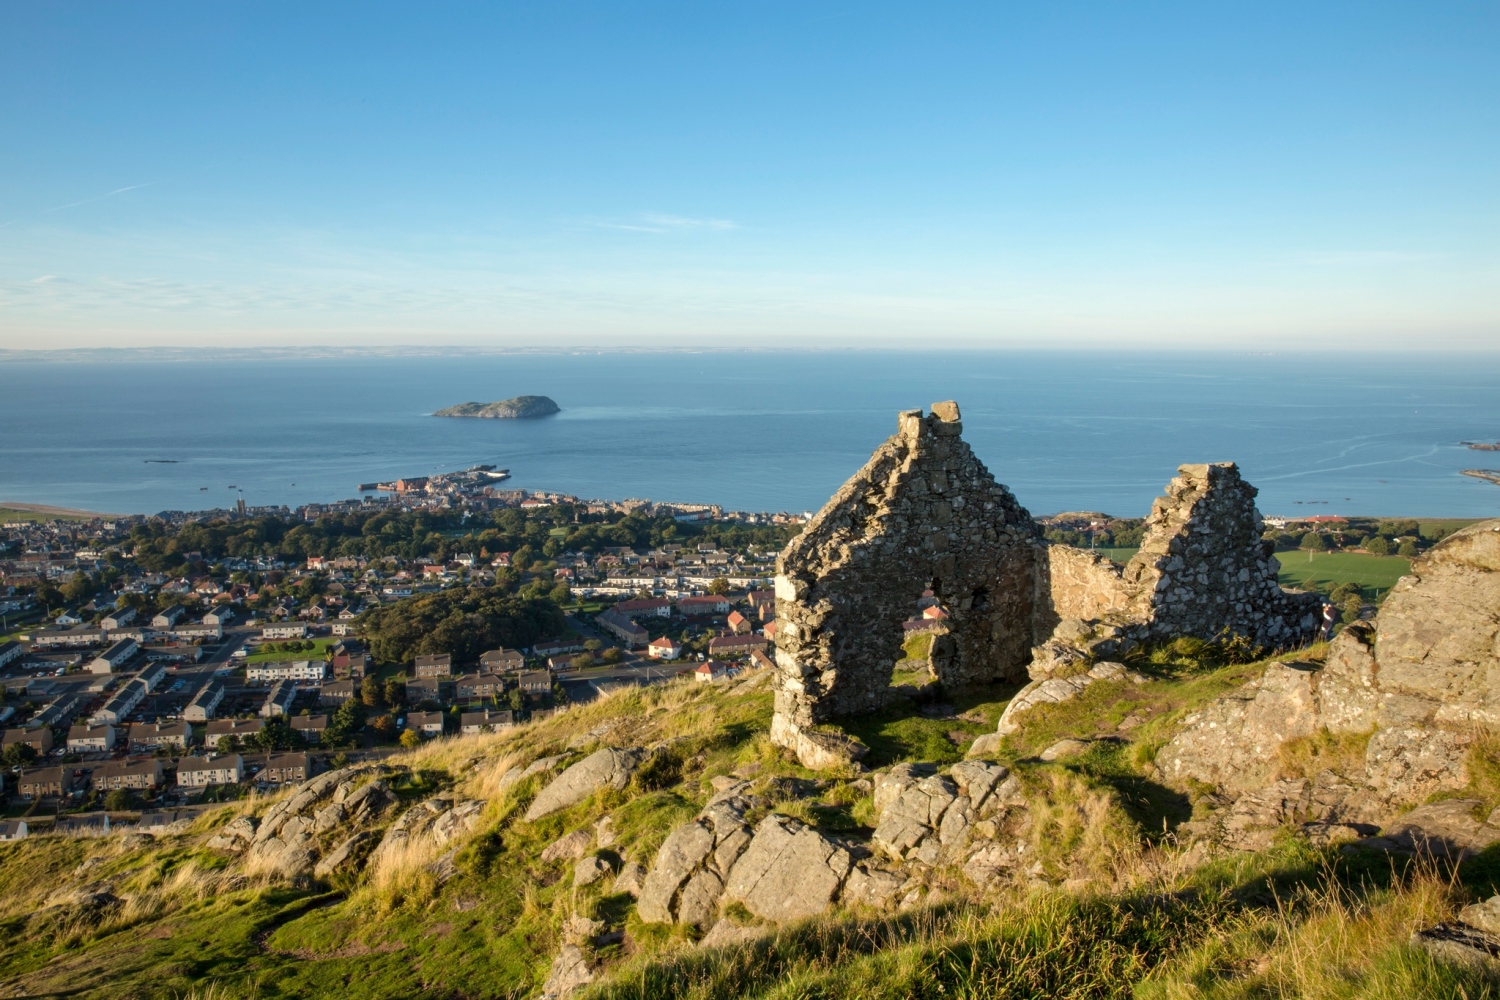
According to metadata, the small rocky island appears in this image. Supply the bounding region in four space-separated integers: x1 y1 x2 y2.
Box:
433 395 560 419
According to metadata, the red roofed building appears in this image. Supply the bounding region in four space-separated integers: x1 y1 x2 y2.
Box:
678 595 730 617
647 636 682 660
692 661 729 683
725 611 752 635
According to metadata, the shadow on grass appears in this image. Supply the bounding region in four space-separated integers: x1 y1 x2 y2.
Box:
840 683 1021 770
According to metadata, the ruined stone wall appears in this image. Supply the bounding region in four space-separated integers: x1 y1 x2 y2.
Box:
771 402 1038 754
774 410 1323 769
1032 545 1134 638
1119 463 1320 647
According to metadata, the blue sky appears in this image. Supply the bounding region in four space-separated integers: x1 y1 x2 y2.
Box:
2 2 1497 350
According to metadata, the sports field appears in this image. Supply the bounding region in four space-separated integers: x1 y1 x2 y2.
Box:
1074 545 1411 602
1273 550 1411 601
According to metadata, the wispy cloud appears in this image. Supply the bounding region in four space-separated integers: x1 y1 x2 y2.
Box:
43 183 151 214
592 212 738 234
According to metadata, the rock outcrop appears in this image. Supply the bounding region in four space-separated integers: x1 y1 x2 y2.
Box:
525 748 648 821
722 814 853 923
1152 520 1500 849
1371 520 1500 727
990 661 1144 741
771 402 1040 765
637 793 756 926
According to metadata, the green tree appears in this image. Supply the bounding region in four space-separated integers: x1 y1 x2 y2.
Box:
601 647 623 664
371 714 397 742
104 788 135 812
1364 536 1392 556
1397 540 1419 558
361 675 383 708
1299 532 1327 551
707 577 731 595
62 572 95 605
1341 596 1365 625
507 688 525 712
216 734 241 754
383 676 407 708
399 728 421 749
549 582 571 605
1327 582 1361 606
583 639 602 653
1 742 37 766
324 700 367 748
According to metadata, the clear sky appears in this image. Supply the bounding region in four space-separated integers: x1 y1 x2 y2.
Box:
2 2 1497 350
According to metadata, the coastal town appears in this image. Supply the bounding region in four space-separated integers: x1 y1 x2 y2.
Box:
0 483 820 838
0 473 1451 841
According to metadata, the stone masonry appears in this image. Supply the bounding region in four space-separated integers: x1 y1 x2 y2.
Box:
1034 463 1320 648
1118 462 1321 646
773 408 1321 768
771 402 1039 758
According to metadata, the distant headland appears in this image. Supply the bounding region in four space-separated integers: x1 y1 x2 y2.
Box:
433 395 561 419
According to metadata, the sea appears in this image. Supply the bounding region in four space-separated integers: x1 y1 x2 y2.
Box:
1 350 1498 520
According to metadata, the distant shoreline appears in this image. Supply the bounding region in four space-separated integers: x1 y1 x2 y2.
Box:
0 502 126 519
1 496 1489 524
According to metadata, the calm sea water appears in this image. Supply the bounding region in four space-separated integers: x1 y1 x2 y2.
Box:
1 351 1497 519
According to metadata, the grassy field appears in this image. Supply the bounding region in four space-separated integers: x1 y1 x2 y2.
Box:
245 637 338 663
0 506 96 523
1071 545 1413 602
1274 550 1411 601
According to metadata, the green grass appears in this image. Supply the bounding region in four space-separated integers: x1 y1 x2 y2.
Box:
1071 545 1421 603
245 638 338 663
0 506 97 523
1274 550 1411 602
7 652 1500 1000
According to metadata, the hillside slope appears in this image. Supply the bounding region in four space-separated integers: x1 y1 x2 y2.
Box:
4 641 1500 999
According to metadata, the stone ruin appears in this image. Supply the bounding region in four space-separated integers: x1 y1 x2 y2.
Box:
1036 461 1322 650
770 402 1322 767
769 403 1040 764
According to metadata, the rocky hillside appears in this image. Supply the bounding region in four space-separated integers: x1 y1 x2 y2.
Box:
3 521 1500 999
434 396 561 419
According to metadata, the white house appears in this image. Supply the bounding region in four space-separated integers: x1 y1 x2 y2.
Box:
183 681 225 723
151 605 186 629
135 661 167 692
646 636 682 660
692 661 729 684
92 679 147 725
177 754 243 787
245 660 328 684
88 638 138 675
